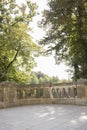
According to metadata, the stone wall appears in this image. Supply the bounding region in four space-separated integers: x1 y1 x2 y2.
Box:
0 81 87 108
0 82 50 102
51 85 77 98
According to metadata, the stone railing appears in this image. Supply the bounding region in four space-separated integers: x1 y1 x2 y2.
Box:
51 85 77 99
0 82 50 102
0 80 87 108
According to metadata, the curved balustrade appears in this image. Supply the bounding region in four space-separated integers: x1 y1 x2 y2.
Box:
0 82 78 103
0 81 87 108
51 86 77 98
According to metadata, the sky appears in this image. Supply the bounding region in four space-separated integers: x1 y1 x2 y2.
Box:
17 0 70 80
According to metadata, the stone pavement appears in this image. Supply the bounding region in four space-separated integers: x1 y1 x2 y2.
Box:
0 104 87 130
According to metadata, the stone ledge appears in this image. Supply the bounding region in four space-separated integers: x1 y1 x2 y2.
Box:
0 98 87 109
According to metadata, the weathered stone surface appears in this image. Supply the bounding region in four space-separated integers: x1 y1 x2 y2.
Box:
77 79 87 85
0 81 87 108
77 86 85 98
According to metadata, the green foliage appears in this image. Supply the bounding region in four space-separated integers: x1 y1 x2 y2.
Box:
0 0 41 83
40 0 87 80
30 73 39 84
50 76 59 83
29 71 59 84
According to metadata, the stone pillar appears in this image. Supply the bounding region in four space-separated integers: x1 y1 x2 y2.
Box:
43 87 50 98
77 79 87 98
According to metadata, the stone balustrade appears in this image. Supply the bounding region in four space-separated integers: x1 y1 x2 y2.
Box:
0 80 87 108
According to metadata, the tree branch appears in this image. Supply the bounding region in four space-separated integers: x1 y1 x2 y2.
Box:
0 48 20 80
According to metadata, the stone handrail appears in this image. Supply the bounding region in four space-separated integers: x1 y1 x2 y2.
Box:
0 81 87 108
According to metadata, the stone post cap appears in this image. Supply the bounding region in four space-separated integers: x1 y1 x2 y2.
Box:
77 79 87 85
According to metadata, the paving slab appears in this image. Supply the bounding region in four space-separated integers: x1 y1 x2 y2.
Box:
0 104 87 130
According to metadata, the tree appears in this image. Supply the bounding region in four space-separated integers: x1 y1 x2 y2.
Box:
30 71 59 84
34 71 45 79
35 71 51 83
30 74 39 84
40 0 87 80
51 76 59 83
0 0 41 82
